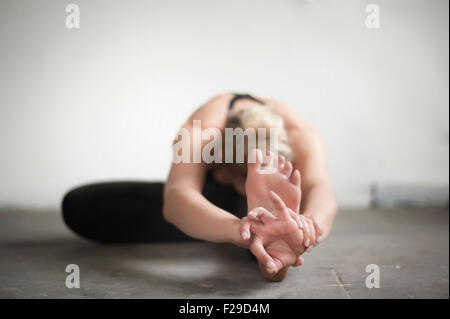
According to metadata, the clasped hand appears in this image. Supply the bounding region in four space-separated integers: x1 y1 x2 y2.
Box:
239 191 322 275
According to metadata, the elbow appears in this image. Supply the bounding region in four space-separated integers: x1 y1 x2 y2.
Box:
162 192 176 225
163 198 173 224
331 199 339 217
162 187 189 225
322 184 339 218
163 187 197 225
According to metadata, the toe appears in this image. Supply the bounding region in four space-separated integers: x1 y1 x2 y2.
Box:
291 169 301 186
277 155 285 171
248 148 263 172
282 160 293 177
264 151 275 168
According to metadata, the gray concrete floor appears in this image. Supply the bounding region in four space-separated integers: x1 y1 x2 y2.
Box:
0 208 448 299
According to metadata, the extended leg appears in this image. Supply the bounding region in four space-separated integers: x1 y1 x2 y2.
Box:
62 182 196 243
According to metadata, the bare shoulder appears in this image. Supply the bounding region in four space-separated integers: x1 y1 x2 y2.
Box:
185 93 234 129
255 94 327 153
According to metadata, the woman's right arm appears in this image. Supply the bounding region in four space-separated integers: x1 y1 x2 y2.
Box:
162 94 248 247
164 188 246 247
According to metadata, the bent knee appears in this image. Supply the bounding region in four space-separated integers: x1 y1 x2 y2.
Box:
61 188 81 233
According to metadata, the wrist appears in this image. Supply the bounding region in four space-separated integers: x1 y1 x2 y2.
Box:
226 217 249 248
302 210 331 243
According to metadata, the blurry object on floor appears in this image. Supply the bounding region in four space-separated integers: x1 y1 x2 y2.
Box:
370 183 449 209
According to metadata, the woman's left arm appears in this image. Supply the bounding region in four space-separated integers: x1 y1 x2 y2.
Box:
289 127 338 241
257 95 338 241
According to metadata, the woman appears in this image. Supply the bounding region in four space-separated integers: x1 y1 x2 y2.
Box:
62 93 338 281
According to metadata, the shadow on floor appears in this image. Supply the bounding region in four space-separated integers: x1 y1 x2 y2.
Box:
0 235 269 298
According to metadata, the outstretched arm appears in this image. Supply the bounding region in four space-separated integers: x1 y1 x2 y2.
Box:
290 127 338 241
257 96 338 241
163 93 249 247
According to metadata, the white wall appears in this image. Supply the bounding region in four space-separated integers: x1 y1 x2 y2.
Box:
0 0 448 209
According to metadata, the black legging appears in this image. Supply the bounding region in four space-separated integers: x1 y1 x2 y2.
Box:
62 171 247 243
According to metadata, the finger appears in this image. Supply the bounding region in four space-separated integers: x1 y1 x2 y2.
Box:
264 151 275 168
247 148 263 172
291 169 301 187
269 190 290 220
250 238 280 274
239 217 252 240
288 209 303 229
317 233 324 244
310 215 323 245
248 207 277 224
299 215 311 248
249 222 266 237
282 160 293 177
306 218 317 247
294 256 304 267
277 155 285 171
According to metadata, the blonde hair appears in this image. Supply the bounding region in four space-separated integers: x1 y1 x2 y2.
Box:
213 105 294 178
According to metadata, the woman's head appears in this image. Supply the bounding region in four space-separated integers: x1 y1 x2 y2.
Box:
217 105 294 179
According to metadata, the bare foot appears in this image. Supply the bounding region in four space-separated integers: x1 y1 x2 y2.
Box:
243 149 305 279
245 149 301 213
